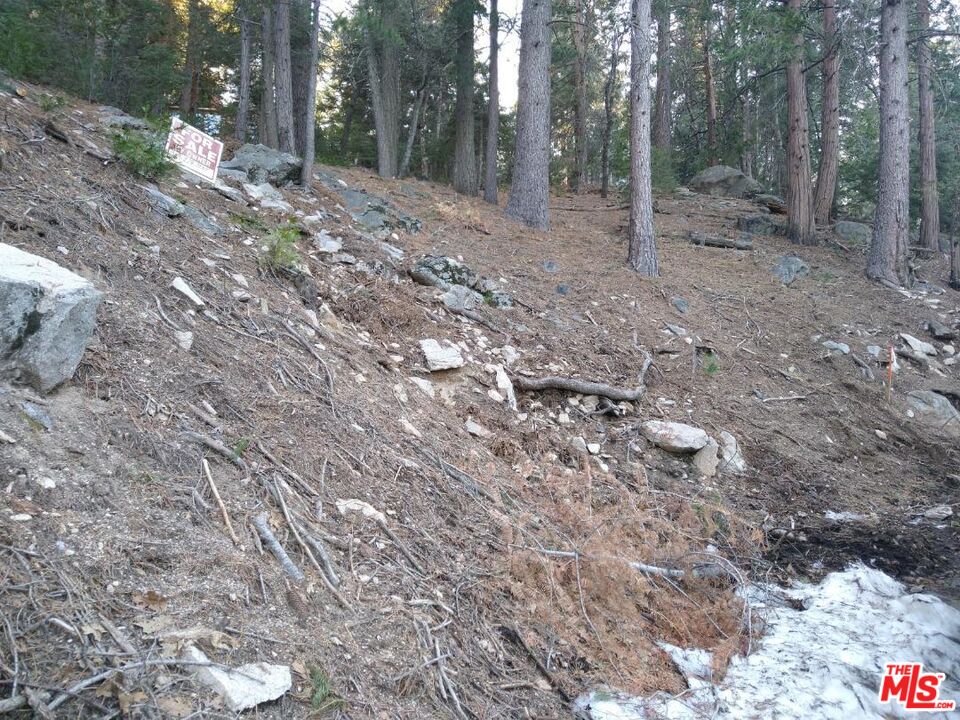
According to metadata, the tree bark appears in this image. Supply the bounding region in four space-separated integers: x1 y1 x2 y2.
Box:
339 89 355 156
703 17 718 165
571 0 590 193
651 0 671 150
180 0 200 115
261 5 279 148
273 0 296 155
235 6 252 142
299 0 321 185
867 0 909 284
786 0 815 246
453 0 478 195
399 87 425 178
505 0 552 230
917 0 939 250
600 26 625 198
813 0 840 224
627 0 659 276
483 0 501 203
365 0 401 178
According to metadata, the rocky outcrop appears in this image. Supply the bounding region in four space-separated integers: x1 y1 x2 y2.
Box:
411 255 513 308
772 255 809 285
833 220 871 245
220 143 301 185
0 244 102 392
689 165 761 198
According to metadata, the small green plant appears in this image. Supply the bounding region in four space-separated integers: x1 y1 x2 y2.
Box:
231 437 251 457
229 212 268 232
701 352 721 377
308 667 345 714
39 93 65 112
111 129 174 180
260 223 302 272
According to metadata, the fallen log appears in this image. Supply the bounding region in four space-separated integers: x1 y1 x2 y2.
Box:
689 231 753 250
511 375 645 402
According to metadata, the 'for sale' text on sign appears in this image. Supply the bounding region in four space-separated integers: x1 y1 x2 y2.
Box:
165 118 223 183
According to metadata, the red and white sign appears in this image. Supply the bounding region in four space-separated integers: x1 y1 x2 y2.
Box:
165 118 223 183
879 663 956 712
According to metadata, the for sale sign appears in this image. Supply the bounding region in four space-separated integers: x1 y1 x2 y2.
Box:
165 118 223 182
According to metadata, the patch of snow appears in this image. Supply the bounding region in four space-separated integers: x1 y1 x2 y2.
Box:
574 565 960 719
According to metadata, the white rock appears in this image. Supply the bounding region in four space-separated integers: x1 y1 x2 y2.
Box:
35 476 56 490
692 440 720 477
169 276 205 307
501 345 520 365
944 344 956 356
923 504 953 521
587 442 601 455
182 645 291 712
642 421 711 453
821 340 850 355
465 419 492 439
410 377 435 398
900 332 937 356
0 244 102 392
400 418 422 438
0 429 15 444
493 364 517 410
10 514 32 522
335 498 386 524
570 436 588 453
718 431 747 475
419 339 464 371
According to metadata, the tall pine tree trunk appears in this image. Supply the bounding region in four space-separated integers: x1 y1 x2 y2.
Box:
813 0 840 224
867 0 909 284
786 0 815 246
917 0 939 250
483 0 500 204
180 0 199 115
273 0 296 155
299 0 321 185
600 26 624 198
505 0 552 230
627 0 659 276
365 0 401 178
399 87 426 178
452 0 478 195
571 0 590 193
261 6 279 148
235 6 252 141
651 0 671 150
703 24 718 165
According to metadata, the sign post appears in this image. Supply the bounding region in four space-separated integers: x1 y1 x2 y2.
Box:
164 118 224 183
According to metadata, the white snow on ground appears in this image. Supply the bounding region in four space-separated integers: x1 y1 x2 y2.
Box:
574 565 960 720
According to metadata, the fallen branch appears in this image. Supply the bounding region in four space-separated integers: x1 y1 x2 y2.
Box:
202 459 240 545
511 375 645 402
689 231 753 250
251 513 305 582
760 394 808 403
182 431 248 473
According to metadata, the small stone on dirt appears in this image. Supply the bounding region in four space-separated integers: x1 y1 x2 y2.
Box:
465 419 492 439
923 505 953 521
182 645 291 712
772 255 809 285
900 333 937 357
926 320 956 341
822 340 850 354
419 339 464 371
169 277 205 307
718 431 747 475
692 440 720 477
641 421 711 453
671 296 689 314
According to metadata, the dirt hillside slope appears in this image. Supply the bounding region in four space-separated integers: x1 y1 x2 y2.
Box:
0 84 957 718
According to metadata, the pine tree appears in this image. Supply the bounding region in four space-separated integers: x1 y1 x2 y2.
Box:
484 0 501 204
785 0 815 246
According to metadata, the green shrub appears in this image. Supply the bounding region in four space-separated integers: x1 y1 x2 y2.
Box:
260 224 302 272
309 667 345 713
38 93 65 112
111 129 174 180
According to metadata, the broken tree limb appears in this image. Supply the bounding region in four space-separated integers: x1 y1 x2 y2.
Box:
202 459 240 545
511 375 646 402
182 431 248 474
689 231 753 250
251 513 305 582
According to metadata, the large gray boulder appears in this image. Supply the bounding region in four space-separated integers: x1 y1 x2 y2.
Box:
772 255 809 285
0 244 102 392
738 213 786 236
689 165 762 198
907 390 960 438
834 220 871 245
220 144 301 184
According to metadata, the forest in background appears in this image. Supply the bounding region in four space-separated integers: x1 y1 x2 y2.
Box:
1 0 959 277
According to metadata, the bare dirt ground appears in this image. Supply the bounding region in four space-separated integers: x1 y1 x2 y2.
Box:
0 83 957 718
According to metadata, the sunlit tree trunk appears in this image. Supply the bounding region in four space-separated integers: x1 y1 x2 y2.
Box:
867 0 909 284
260 5 279 148
917 0 940 250
483 0 501 203
299 0 321 185
786 0 815 246
813 0 840 224
505 0 552 230
627 0 659 276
